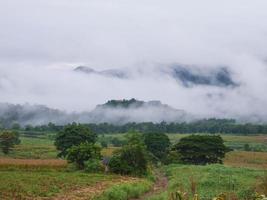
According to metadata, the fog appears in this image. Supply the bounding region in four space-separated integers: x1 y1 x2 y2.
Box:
1 0 267 122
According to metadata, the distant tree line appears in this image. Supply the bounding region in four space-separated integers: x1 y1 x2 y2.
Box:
7 119 267 135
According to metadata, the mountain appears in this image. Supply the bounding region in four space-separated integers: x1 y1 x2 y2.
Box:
0 99 191 127
74 64 238 88
74 66 129 79
88 98 190 124
169 65 237 87
0 103 69 127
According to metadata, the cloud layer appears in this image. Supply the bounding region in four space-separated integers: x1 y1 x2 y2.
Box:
1 0 267 122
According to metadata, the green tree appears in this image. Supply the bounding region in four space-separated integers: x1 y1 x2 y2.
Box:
100 140 108 148
55 123 97 157
108 132 148 176
66 142 101 169
110 137 126 147
174 135 229 165
0 131 20 154
11 123 21 130
244 143 251 151
144 132 170 163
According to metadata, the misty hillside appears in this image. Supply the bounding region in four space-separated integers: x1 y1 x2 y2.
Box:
88 98 190 124
74 64 238 88
0 99 191 127
74 66 129 79
0 103 70 127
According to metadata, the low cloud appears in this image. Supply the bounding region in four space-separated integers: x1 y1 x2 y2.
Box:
0 0 267 122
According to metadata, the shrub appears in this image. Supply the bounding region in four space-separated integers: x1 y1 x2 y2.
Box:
110 137 126 147
84 159 104 173
100 140 108 148
109 132 148 176
67 143 101 169
0 131 20 154
165 151 182 164
244 143 251 151
108 154 132 175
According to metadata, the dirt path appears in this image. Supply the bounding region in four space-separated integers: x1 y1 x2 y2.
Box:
51 171 168 200
130 170 168 200
52 176 139 200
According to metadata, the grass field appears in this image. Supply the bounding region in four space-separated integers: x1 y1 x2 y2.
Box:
147 164 266 200
0 158 67 170
0 136 121 159
224 151 267 169
0 136 58 159
3 134 266 160
1 133 267 199
0 135 150 199
0 170 123 199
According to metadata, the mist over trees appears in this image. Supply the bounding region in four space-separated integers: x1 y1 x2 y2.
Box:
0 99 189 127
1 100 267 132
1 100 267 135
18 119 267 135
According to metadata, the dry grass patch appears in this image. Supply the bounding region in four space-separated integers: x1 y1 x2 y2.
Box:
101 147 120 157
0 158 67 170
224 151 267 169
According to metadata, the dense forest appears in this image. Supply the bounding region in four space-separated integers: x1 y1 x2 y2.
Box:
6 118 267 135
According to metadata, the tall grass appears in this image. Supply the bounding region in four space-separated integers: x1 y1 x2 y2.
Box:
94 180 153 200
164 164 265 200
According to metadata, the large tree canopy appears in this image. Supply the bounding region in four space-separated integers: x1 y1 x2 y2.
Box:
174 135 229 165
54 123 97 157
144 132 170 162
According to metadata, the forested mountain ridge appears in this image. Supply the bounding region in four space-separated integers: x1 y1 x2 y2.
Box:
0 99 190 127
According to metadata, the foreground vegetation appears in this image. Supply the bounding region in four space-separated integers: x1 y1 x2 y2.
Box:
224 151 267 169
94 179 153 200
148 164 266 200
0 170 117 199
1 126 267 199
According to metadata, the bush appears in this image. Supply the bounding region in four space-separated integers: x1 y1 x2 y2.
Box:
108 132 148 176
100 140 108 148
110 137 126 147
0 131 20 154
84 159 104 173
108 154 132 175
67 143 101 169
165 151 182 164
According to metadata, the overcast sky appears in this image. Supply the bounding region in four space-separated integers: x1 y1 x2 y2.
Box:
1 0 267 121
